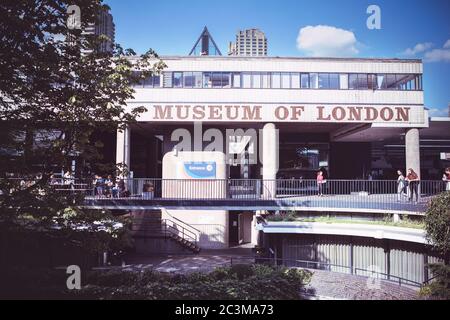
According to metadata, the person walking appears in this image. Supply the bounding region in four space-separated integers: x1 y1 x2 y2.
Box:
406 168 420 202
396 170 407 201
442 167 450 191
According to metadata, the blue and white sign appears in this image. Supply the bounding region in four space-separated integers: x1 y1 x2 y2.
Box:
183 162 216 179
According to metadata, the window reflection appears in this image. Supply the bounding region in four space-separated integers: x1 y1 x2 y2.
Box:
132 70 422 91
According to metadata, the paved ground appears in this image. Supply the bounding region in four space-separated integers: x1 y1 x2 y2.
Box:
303 268 420 300
98 252 421 300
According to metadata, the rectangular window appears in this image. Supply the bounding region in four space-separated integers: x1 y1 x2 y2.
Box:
203 72 212 88
300 73 309 89
183 72 194 88
349 74 358 89
232 73 241 88
163 72 173 88
143 74 153 88
252 73 261 88
367 74 376 90
281 73 290 88
310 73 319 89
173 72 183 88
271 72 281 89
211 72 223 88
329 73 339 89
357 74 368 89
386 74 397 90
318 73 329 89
339 74 348 89
153 75 160 88
261 73 270 88
222 72 231 88
291 73 300 89
193 72 202 88
242 72 252 88
377 74 386 89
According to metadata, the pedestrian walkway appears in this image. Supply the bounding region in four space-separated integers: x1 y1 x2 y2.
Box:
303 268 421 300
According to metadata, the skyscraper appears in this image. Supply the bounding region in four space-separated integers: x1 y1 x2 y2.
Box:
83 7 115 53
228 28 267 56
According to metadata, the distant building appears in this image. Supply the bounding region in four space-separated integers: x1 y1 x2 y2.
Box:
83 7 115 53
229 28 267 56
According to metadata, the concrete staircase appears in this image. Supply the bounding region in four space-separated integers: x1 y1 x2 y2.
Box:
130 210 201 254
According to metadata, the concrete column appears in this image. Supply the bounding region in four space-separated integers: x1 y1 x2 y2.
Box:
405 128 421 178
116 125 131 175
262 123 278 198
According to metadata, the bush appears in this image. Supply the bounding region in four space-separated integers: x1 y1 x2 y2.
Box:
66 265 311 299
420 263 450 300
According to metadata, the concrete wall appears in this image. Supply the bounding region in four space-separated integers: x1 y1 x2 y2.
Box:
162 209 229 249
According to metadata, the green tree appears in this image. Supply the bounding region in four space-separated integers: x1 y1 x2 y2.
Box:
0 0 165 267
423 191 450 299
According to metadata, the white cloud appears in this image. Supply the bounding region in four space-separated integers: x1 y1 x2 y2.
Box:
427 108 448 117
443 39 450 49
424 48 450 63
402 42 433 56
296 25 359 57
402 39 450 63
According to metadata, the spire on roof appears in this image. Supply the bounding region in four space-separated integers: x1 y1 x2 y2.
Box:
189 26 222 56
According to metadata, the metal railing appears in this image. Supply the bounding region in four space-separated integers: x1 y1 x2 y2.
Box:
3 177 448 211
229 256 424 288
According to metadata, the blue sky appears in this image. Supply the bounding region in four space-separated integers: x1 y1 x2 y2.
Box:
106 0 450 115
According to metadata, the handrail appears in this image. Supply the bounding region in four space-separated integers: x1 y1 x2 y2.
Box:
162 209 201 233
162 219 198 244
229 256 424 287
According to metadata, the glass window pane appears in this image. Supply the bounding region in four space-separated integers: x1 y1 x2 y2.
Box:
281 73 290 88
368 74 376 90
291 73 300 88
339 74 348 89
310 73 318 89
301 74 309 88
183 72 194 88
318 73 329 89
242 72 252 88
349 74 357 89
152 75 160 88
232 73 241 88
262 73 270 88
173 72 183 88
357 74 368 89
203 72 212 88
222 72 231 88
163 72 173 88
252 73 261 88
192 72 202 88
386 74 397 90
272 72 281 88
329 74 339 89
377 75 386 89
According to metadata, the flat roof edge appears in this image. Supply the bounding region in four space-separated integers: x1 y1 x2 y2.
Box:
127 55 422 63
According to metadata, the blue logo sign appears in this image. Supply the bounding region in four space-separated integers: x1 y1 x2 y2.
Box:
183 162 216 179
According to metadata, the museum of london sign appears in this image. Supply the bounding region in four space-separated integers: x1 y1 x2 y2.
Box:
138 104 425 124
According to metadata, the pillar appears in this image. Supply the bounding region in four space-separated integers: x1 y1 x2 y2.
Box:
405 128 421 178
116 125 131 176
262 123 278 198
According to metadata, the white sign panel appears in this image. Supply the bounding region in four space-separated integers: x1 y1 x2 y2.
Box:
134 104 426 125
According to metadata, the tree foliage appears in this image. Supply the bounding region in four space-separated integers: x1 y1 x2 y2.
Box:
424 191 450 260
0 0 165 261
